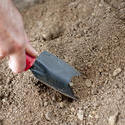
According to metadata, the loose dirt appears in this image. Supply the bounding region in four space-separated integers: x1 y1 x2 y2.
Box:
0 0 125 124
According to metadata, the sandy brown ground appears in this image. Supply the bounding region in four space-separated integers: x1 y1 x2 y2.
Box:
0 0 125 125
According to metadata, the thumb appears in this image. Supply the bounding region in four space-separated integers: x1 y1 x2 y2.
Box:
8 48 26 73
24 32 38 57
25 42 38 57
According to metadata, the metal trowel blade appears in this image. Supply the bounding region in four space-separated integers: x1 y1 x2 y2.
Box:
30 51 80 100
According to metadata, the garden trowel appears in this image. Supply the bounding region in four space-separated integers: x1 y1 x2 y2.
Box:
25 51 80 100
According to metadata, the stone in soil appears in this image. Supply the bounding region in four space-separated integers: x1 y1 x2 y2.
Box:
44 112 53 121
44 102 48 107
108 112 119 125
69 82 74 87
42 23 64 41
113 68 122 77
77 109 84 121
41 113 44 118
59 102 65 108
85 79 92 88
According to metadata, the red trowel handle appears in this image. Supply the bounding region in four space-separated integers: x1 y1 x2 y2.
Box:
25 53 36 71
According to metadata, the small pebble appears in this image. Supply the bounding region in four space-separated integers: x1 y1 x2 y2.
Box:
45 112 52 121
42 33 52 41
95 114 99 119
41 113 44 118
99 3 103 7
77 110 84 121
52 96 56 101
42 23 63 41
2 98 6 103
113 68 122 77
69 82 74 87
85 79 92 88
71 107 75 112
59 102 65 108
44 102 48 107
108 112 119 125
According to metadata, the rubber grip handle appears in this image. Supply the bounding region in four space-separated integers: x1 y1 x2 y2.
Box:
25 53 36 71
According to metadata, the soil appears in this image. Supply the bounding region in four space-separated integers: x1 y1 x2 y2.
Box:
0 0 125 125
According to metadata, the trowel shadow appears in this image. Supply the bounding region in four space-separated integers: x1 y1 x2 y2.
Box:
35 81 74 103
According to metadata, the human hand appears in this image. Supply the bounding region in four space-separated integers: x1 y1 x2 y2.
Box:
0 0 37 73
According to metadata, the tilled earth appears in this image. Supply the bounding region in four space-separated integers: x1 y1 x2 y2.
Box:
0 0 125 125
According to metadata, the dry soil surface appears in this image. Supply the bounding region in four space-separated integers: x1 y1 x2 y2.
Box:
0 0 125 125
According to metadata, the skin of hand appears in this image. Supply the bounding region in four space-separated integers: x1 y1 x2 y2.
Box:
0 0 38 73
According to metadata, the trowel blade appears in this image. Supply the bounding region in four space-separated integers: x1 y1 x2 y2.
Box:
30 51 80 100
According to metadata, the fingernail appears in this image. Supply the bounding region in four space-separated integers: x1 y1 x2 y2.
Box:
32 49 39 57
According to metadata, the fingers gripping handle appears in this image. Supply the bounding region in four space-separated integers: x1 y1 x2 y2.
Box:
25 53 36 71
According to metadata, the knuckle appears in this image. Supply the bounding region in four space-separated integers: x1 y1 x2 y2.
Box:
0 50 7 57
8 40 25 53
15 42 24 51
